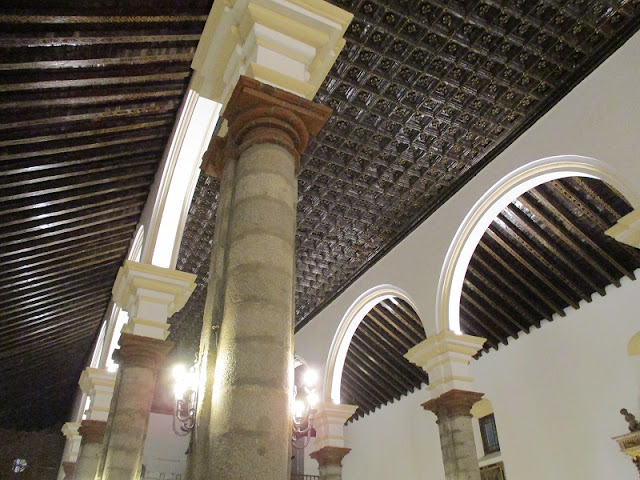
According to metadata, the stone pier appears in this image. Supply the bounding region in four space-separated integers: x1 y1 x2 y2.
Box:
75 420 107 480
406 330 486 480
99 334 172 479
311 446 352 480
423 389 485 480
198 76 331 480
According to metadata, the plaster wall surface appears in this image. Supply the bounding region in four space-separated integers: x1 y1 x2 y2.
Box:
142 412 190 479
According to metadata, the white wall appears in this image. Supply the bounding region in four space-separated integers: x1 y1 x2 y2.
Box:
142 413 190 479
316 277 640 480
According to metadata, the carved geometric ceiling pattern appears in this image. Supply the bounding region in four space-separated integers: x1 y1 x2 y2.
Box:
169 0 640 354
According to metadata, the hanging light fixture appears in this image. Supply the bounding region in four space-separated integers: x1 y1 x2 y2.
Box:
292 355 319 446
172 361 198 436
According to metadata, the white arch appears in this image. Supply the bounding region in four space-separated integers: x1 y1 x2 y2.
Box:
324 284 421 404
437 155 638 334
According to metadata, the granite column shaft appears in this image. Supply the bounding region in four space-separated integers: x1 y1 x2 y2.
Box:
423 389 484 480
197 77 331 480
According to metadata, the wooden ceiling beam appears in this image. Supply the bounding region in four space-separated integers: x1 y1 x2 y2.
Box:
368 307 419 347
379 299 426 339
386 298 427 338
344 356 404 402
1 14 208 24
463 275 530 333
0 101 180 131
467 263 543 327
0 119 173 148
342 364 395 410
0 258 122 298
1 279 114 317
0 54 193 72
1 238 127 277
505 202 605 296
4 34 201 48
0 253 122 293
477 240 566 318
347 339 410 396
0 133 167 162
486 227 580 309
1 160 157 190
340 366 388 409
460 303 507 348
358 321 414 362
1 247 125 290
530 187 634 281
352 326 427 386
0 71 190 92
0 178 152 217
0 202 144 244
460 289 518 338
1 89 184 110
352 330 424 388
470 253 551 323
496 211 593 302
0 209 141 250
0 311 102 358
0 295 108 338
339 381 375 416
517 195 620 288
456 312 499 350
0 262 118 304
0 190 147 229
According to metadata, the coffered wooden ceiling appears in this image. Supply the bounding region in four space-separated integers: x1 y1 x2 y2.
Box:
1 0 639 429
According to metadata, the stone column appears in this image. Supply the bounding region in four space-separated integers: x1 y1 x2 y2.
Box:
310 403 357 480
423 390 484 480
74 368 116 480
75 420 107 480
62 461 76 480
406 330 486 480
99 333 173 480
96 261 196 480
310 446 351 480
196 76 331 480
60 422 81 480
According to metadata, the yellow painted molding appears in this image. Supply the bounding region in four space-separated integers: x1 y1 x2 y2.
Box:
248 63 316 99
247 3 330 48
425 374 475 390
405 330 486 367
471 398 494 418
628 331 640 356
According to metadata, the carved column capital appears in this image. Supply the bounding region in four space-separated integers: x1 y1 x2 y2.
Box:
202 76 332 179
113 332 173 371
422 389 484 422
78 419 107 445
310 446 352 468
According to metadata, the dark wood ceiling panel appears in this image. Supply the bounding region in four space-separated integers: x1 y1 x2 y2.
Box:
0 1 212 429
170 0 640 360
461 177 640 354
